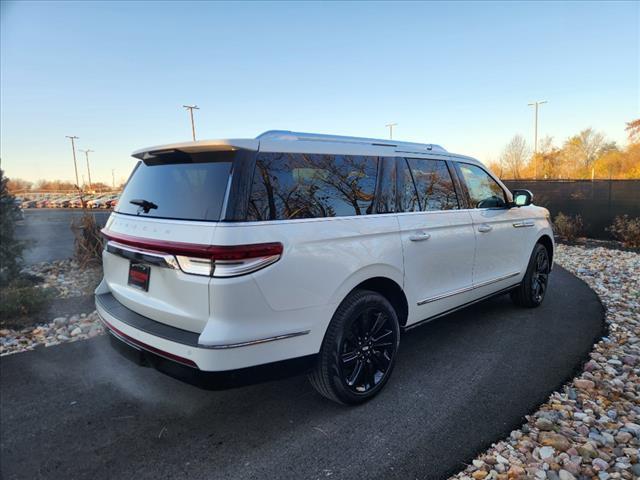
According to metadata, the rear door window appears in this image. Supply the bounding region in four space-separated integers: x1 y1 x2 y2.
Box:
247 152 378 220
402 158 459 211
116 151 234 221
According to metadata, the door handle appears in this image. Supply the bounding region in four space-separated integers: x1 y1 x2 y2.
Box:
512 221 535 228
477 224 493 233
409 232 431 242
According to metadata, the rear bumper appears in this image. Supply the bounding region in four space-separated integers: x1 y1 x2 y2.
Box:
95 291 317 372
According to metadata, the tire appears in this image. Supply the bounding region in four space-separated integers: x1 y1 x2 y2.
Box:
510 243 551 308
308 289 401 405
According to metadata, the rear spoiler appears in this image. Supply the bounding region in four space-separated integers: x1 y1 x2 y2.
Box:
132 139 259 161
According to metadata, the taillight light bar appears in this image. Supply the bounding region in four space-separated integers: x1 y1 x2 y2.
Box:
102 229 283 278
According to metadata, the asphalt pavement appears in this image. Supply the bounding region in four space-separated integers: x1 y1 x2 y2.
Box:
15 209 110 264
0 267 604 480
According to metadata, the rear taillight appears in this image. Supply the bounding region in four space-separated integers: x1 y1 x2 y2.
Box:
102 230 283 278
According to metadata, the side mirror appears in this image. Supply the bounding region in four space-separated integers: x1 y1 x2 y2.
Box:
511 189 533 207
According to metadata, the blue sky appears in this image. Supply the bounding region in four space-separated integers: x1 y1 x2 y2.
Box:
1 1 638 185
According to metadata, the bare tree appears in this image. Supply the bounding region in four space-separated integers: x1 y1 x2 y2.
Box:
571 128 607 167
499 135 530 179
538 136 555 155
625 119 640 144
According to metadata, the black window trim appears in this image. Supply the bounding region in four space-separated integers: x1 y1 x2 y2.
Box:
373 156 397 215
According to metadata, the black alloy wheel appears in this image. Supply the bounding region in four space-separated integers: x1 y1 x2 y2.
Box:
309 290 400 404
531 247 550 304
511 243 551 308
340 307 397 394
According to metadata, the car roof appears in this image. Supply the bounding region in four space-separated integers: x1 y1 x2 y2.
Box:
131 130 483 166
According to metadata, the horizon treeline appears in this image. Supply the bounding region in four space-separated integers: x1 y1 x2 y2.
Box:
488 119 640 180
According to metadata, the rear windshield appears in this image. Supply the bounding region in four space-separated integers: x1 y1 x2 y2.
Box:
116 151 234 221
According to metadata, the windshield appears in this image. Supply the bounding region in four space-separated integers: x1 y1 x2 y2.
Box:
116 151 234 221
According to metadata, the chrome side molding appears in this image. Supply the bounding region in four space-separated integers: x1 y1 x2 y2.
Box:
417 271 521 305
512 221 535 228
198 330 310 349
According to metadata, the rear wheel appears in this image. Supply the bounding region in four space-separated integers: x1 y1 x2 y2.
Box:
309 290 400 405
511 243 550 308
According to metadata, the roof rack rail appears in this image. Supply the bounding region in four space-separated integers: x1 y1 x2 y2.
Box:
256 130 447 153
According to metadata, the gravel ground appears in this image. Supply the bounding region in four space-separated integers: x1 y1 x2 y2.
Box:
0 260 103 356
451 244 640 480
22 259 102 298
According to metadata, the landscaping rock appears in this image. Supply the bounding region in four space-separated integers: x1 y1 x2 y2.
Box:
450 245 640 480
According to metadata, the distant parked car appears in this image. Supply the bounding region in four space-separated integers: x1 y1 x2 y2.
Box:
90 196 109 208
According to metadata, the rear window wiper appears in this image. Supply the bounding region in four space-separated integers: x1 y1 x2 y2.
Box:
130 199 158 214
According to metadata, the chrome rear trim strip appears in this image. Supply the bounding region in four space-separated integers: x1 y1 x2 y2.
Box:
198 330 311 349
106 240 179 269
417 271 521 305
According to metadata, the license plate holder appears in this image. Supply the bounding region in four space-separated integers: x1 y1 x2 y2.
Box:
128 262 150 291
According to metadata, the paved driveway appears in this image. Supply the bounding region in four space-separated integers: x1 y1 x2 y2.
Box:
15 209 110 265
0 267 603 480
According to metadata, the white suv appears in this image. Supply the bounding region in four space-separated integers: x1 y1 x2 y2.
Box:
96 130 554 404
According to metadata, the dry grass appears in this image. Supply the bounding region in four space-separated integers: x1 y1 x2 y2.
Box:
71 211 104 267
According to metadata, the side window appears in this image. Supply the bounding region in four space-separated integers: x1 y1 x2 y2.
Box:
405 158 459 211
457 163 507 208
247 152 378 220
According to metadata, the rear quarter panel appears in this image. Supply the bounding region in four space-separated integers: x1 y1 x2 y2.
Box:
212 215 403 312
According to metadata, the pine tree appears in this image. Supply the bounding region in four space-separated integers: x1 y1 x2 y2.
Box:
0 168 24 286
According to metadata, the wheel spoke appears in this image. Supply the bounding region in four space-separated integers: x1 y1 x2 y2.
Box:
371 350 390 371
540 258 549 272
347 360 364 386
371 330 392 344
370 312 386 335
364 360 376 388
341 350 358 364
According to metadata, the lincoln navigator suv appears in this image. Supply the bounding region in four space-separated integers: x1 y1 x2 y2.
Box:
96 130 554 404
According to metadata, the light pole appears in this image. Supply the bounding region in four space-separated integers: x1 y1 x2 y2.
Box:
112 169 115 189
527 100 547 154
528 100 548 179
65 136 80 188
385 122 398 140
183 104 199 141
79 149 94 190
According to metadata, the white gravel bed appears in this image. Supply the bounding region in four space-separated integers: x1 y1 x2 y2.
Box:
21 259 102 298
0 311 104 356
451 244 640 480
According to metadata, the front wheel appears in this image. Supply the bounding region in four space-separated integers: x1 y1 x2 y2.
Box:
308 290 400 405
511 243 551 308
